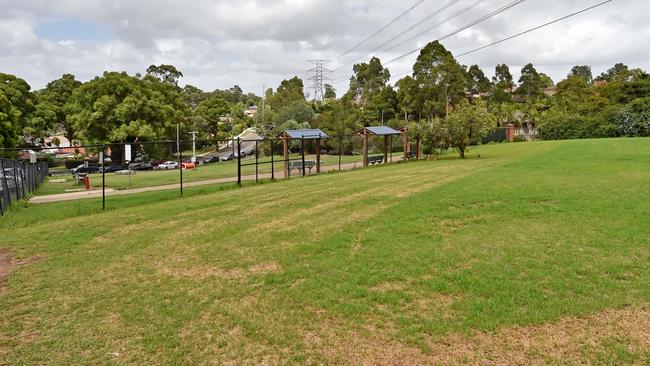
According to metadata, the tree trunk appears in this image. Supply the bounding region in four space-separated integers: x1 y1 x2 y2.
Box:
459 147 466 159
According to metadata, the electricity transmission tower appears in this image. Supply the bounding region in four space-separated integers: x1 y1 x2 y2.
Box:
307 60 332 102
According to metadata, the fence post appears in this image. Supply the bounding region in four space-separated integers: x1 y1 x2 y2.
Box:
20 161 27 199
13 161 20 200
102 145 106 210
179 142 183 196
339 135 342 172
237 138 241 187
0 160 4 216
301 137 306 177
1 159 9 206
255 140 259 183
270 139 275 180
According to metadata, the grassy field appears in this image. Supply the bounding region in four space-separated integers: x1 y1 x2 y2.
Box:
1 138 649 364
34 152 402 195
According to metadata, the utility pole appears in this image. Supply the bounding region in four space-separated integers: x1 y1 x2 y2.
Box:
189 131 199 163
307 60 332 102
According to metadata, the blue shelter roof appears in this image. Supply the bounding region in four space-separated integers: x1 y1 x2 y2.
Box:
279 129 329 139
356 126 402 136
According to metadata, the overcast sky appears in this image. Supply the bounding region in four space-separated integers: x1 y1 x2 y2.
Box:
0 0 647 96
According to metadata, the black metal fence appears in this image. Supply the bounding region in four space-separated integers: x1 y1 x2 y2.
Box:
0 158 49 216
0 134 414 222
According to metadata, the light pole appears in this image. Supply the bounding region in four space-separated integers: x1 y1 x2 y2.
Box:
189 131 199 163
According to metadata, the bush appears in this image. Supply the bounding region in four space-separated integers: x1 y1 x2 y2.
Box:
617 97 650 137
538 114 619 140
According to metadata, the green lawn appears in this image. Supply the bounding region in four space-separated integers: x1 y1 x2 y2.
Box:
1 139 649 364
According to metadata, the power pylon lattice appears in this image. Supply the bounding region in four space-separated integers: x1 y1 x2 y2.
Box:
307 60 332 102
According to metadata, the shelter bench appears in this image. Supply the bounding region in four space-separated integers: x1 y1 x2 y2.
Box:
288 160 316 176
368 155 384 165
406 151 417 160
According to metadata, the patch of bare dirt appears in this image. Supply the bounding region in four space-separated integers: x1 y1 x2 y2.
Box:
306 305 650 365
0 248 43 295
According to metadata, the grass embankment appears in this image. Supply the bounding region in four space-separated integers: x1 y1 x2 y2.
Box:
1 139 649 364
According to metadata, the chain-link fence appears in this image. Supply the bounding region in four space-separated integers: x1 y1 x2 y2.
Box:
0 133 416 224
0 158 49 216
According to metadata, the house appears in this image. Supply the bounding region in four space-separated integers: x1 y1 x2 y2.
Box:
544 87 559 96
244 106 258 118
55 146 86 159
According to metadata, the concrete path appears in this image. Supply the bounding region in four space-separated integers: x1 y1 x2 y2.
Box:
29 161 368 204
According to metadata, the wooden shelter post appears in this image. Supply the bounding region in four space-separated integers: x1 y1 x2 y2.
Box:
403 127 409 159
282 133 289 178
416 136 421 160
316 137 321 173
383 135 389 164
362 129 369 167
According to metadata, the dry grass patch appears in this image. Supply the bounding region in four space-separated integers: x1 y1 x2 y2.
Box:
157 260 281 280
306 305 650 365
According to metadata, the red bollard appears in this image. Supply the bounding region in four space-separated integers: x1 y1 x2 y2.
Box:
84 176 90 191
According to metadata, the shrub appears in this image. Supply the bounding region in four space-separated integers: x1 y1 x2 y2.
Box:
617 97 650 137
538 113 619 140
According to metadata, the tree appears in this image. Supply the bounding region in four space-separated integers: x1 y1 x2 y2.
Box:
349 57 390 107
491 64 514 103
539 73 555 88
324 84 337 99
596 63 632 82
466 64 491 96
568 65 593 84
517 63 545 98
396 76 421 121
412 41 466 118
0 90 21 149
437 99 495 158
268 76 306 111
68 71 186 144
37 73 82 141
195 95 231 136
146 64 184 85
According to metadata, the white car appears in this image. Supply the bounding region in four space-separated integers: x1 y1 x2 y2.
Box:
156 161 179 170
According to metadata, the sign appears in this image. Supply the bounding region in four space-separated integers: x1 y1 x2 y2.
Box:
125 144 132 162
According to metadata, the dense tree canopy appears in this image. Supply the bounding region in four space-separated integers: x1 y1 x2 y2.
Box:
0 41 649 155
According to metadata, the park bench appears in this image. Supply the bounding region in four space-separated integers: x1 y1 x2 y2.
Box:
406 151 417 160
288 160 316 176
368 155 384 165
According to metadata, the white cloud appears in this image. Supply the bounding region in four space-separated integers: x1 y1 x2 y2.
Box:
0 0 648 94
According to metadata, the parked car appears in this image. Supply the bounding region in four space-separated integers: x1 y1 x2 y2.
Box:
156 161 179 170
219 154 234 161
203 156 220 164
71 165 100 175
101 165 122 173
133 163 154 171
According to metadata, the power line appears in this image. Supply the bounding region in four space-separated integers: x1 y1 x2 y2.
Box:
330 0 518 82
386 0 527 65
332 0 426 62
387 0 615 83
381 0 488 55
336 0 463 70
455 0 615 57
